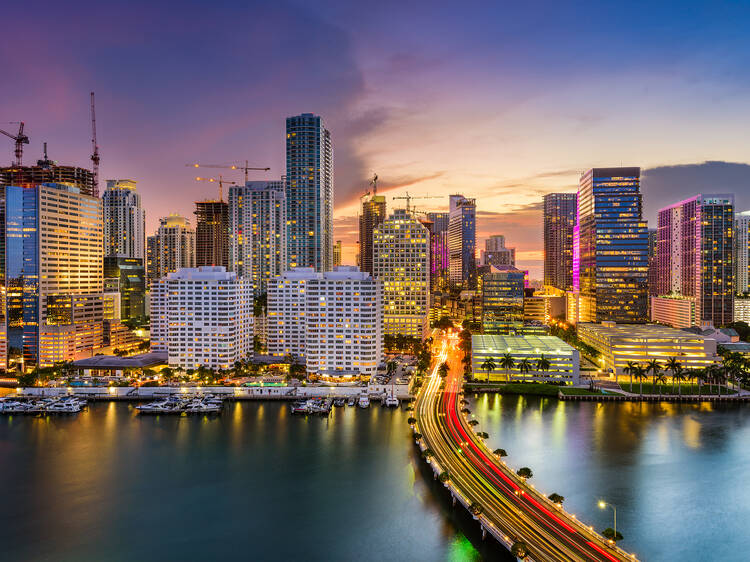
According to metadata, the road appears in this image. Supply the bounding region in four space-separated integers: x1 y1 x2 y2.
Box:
414 333 638 561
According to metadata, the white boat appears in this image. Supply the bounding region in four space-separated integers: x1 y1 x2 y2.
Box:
347 396 356 407
384 394 399 407
358 394 370 408
45 401 82 413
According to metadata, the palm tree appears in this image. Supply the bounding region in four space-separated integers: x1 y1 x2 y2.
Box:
511 541 530 560
655 372 667 397
499 353 515 382
623 361 636 393
516 467 533 479
536 354 551 376
634 365 647 397
386 360 398 378
673 366 686 397
665 356 681 393
548 493 564 506
647 358 662 392
437 361 450 379
518 358 532 379
480 357 496 383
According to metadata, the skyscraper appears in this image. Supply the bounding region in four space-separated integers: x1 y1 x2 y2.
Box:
228 180 286 295
480 266 525 334
146 215 196 286
102 179 146 259
482 235 516 268
333 240 342 266
573 167 648 323
194 199 229 268
735 210 750 295
285 113 333 271
656 194 734 327
647 228 658 298
104 257 146 323
373 209 430 338
427 211 450 291
358 194 386 275
1 182 103 366
543 193 576 291
448 195 476 290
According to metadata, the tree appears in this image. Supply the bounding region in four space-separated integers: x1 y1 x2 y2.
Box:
633 364 647 397
518 358 532 378
665 356 681 393
516 467 533 479
602 528 623 543
548 493 564 506
434 315 454 332
468 502 482 516
480 357 496 383
476 431 489 439
655 372 667 396
536 354 551 375
511 541 530 559
673 366 686 397
387 360 398 378
438 362 449 379
647 358 661 390
438 471 450 483
493 448 507 457
499 353 515 382
407 417 417 426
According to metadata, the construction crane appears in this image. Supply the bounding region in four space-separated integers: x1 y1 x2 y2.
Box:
359 173 380 202
90 92 100 195
392 191 440 213
0 122 29 166
188 161 270 183
195 175 236 201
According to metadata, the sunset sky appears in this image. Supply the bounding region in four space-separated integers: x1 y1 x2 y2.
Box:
4 0 750 278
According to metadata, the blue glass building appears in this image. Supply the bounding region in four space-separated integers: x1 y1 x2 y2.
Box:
448 195 476 289
285 114 333 272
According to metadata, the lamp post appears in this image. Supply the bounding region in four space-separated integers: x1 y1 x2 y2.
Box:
598 500 616 538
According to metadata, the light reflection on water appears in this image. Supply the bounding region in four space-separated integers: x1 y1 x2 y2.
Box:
470 393 750 561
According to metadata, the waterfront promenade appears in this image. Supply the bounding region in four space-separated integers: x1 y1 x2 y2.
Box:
414 335 638 561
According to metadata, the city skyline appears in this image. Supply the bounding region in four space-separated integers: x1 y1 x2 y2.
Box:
5 1 750 278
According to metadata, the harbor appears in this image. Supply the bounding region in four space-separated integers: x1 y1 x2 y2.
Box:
0 396 88 415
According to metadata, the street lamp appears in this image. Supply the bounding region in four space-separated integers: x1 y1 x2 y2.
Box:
598 500 616 538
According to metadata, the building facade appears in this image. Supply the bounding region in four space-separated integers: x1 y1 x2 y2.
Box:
285 113 333 271
359 194 386 275
482 235 515 267
656 194 734 327
146 215 196 285
150 267 253 370
102 179 146 259
373 209 430 338
735 210 750 295
104 257 146 323
480 266 525 334
427 211 450 292
333 240 342 267
228 181 286 295
650 295 698 329
448 195 476 290
1 156 97 197
194 199 229 268
267 268 315 360
573 167 648 323
543 193 577 291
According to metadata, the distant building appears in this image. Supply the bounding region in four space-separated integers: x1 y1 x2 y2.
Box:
543 193 576 291
373 209 430 338
448 195 476 290
286 113 333 271
482 235 515 267
427 212 450 291
333 240 342 266
573 167 648 323
577 322 721 376
228 181 286 295
734 297 750 324
104 257 146 323
650 295 698 329
194 199 229 268
102 179 146 259
146 215 195 286
735 210 750 295
151 267 253 370
657 194 734 327
480 266 525 334
471 334 580 384
647 228 658 299
359 194 386 275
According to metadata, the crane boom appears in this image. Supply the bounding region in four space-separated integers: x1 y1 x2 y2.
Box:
90 92 100 196
0 122 29 166
392 191 441 212
188 161 270 183
195 175 236 202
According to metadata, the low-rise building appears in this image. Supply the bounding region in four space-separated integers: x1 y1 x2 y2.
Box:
577 322 721 376
471 334 580 384
650 295 698 329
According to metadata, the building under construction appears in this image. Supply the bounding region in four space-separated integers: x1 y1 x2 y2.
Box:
1 153 96 197
195 200 229 268
358 194 386 275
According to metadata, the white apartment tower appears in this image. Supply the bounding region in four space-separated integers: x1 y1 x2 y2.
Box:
228 181 286 295
736 210 750 295
267 267 382 377
373 209 430 338
146 215 196 285
102 179 146 259
150 266 253 370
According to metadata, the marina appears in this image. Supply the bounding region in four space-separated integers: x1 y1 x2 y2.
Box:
136 394 224 415
0 396 87 415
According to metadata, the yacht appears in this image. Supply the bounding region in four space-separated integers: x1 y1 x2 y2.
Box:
358 393 370 408
384 394 399 407
45 401 82 413
346 396 356 407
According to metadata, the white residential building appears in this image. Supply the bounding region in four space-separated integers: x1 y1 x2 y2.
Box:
150 266 253 370
373 209 430 338
228 181 285 295
102 179 146 259
736 210 750 295
146 215 196 286
267 267 383 377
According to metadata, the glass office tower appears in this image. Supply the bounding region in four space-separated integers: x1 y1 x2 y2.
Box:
573 167 648 323
543 193 576 291
448 195 477 290
285 113 333 271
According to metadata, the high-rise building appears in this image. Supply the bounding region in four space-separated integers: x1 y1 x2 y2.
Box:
480 266 525 334
373 209 430 338
102 179 146 259
572 167 649 323
543 193 576 291
656 194 734 327
267 268 315 360
151 266 253 370
647 228 658 298
194 199 229 268
735 210 750 295
482 235 516 268
1 182 103 366
146 215 196 286
1 151 97 196
427 212 450 291
448 195 476 290
285 113 333 271
228 181 286 295
333 240 342 267
104 257 146 323
359 194 386 275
